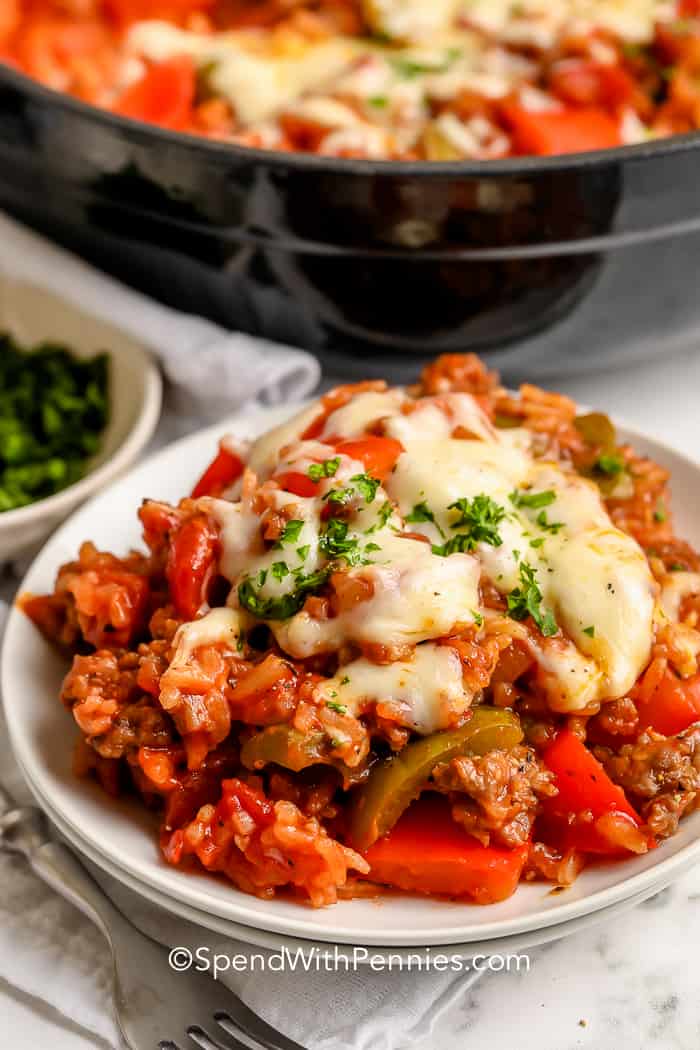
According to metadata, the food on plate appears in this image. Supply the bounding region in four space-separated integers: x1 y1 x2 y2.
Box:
3 2 700 159
0 335 109 512
23 353 700 907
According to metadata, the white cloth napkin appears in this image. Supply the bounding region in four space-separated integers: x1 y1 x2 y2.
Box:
0 212 321 420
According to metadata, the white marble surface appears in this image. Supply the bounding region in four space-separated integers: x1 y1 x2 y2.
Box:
4 345 700 1049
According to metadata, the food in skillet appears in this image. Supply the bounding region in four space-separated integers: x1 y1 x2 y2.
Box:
3 1 700 160
23 354 700 906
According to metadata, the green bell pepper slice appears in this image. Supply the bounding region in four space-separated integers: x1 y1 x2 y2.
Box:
347 707 523 852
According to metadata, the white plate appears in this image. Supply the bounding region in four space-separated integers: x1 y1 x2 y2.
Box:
4 403 700 947
15 739 664 963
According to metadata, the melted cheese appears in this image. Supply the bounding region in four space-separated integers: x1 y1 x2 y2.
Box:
315 644 468 734
272 532 480 658
170 607 242 665
246 402 323 479
320 389 406 440
128 22 357 124
461 0 668 47
660 572 700 622
382 394 655 709
203 491 323 599
527 465 655 699
363 0 462 42
204 383 657 716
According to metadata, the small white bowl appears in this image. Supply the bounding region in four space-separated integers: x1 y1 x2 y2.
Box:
0 276 162 560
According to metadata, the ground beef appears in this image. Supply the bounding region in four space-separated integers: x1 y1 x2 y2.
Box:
587 696 639 740
431 745 557 848
95 699 174 759
61 648 173 758
597 725 700 838
267 768 340 820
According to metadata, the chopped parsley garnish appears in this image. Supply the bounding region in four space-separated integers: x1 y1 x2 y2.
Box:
326 700 347 714
270 561 289 582
433 493 505 554
407 501 437 524
351 473 380 504
339 676 350 686
324 486 353 506
506 562 558 637
256 568 268 587
471 610 484 627
583 625 596 638
319 518 364 565
536 510 564 534
238 566 331 620
529 537 545 549
296 544 310 562
277 519 304 546
391 48 459 78
431 534 476 558
596 453 625 477
406 500 446 538
365 500 393 534
654 500 667 523
365 542 381 553
368 95 388 107
324 472 380 507
510 488 556 510
307 457 340 482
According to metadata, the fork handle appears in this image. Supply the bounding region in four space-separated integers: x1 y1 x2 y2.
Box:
0 784 116 941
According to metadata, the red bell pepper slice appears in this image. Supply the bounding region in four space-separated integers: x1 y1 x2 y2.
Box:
273 471 320 498
548 61 638 110
636 669 700 736
112 55 196 130
274 437 404 495
502 103 622 156
363 794 528 904
334 437 404 481
191 445 244 499
540 730 647 855
166 515 220 621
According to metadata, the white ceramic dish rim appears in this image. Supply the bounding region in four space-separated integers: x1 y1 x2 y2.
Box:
16 741 664 963
4 402 700 947
0 341 162 530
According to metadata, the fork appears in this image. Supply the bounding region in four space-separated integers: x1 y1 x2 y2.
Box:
0 785 306 1050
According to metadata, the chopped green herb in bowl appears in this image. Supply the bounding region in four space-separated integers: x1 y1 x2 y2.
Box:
0 335 109 513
